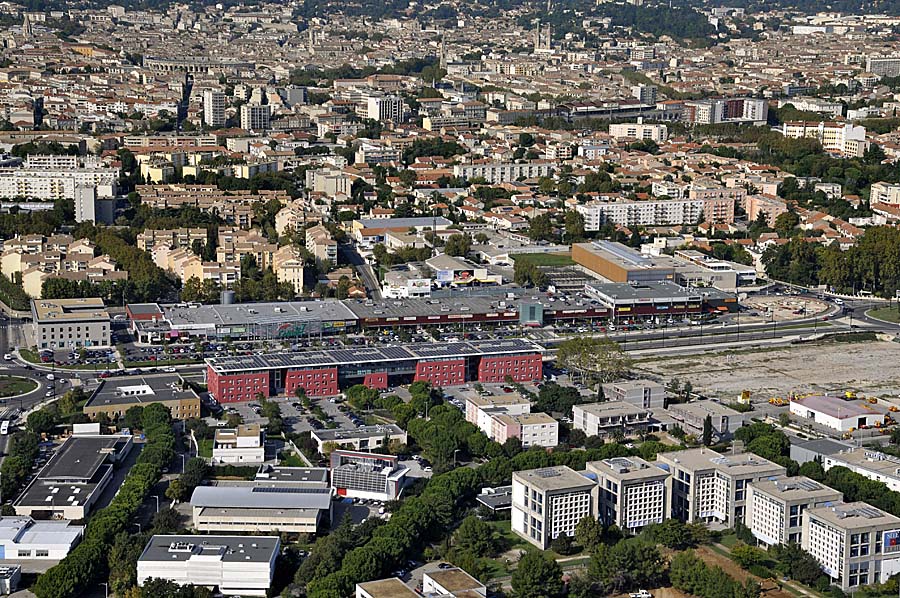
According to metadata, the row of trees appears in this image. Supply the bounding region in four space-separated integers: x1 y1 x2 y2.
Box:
33 404 176 598
763 227 900 297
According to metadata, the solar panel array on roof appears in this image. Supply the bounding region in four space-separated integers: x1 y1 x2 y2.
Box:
207 339 544 373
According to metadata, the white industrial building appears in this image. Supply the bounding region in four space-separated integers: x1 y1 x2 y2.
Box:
789 395 888 433
137 535 279 597
190 466 332 534
0 517 84 560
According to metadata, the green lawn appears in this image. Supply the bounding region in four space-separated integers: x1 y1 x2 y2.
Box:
199 439 213 458
0 376 37 397
19 349 41 364
719 532 739 549
279 451 307 467
868 306 900 324
510 253 575 267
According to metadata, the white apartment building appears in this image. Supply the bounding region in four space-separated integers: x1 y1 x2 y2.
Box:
0 155 117 201
780 122 869 157
453 161 553 184
240 104 271 131
366 95 404 123
512 466 596 549
203 90 226 128
211 424 265 464
575 197 733 229
777 97 844 118
601 380 666 409
657 449 786 527
588 457 669 534
572 401 652 438
137 535 279 597
746 476 843 547
608 120 668 142
465 393 558 447
870 182 900 206
867 56 900 78
802 502 900 592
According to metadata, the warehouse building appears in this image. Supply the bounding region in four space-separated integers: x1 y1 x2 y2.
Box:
83 373 201 421
15 433 133 520
137 535 279 597
190 466 332 534
0 517 84 560
127 300 358 344
572 241 678 283
790 394 890 433
205 339 544 402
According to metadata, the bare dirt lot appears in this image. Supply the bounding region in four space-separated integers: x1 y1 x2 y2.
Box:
636 339 900 400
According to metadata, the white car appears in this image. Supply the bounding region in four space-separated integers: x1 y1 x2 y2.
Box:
163 367 177 373
45 373 55 381
630 591 652 598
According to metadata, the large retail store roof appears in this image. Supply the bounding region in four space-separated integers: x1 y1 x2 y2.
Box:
206 338 544 374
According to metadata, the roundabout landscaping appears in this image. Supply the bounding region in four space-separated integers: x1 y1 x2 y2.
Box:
0 375 38 398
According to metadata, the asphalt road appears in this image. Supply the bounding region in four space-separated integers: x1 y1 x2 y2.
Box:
339 241 382 300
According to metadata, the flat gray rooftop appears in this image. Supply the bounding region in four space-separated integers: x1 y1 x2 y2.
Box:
190 486 332 510
312 424 405 442
85 373 196 409
42 436 120 481
207 339 543 374
161 300 358 328
586 280 702 303
138 535 279 564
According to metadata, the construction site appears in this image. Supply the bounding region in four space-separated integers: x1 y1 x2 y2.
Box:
638 338 900 405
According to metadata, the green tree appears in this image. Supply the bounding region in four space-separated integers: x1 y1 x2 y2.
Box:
27 409 57 435
730 542 767 569
444 234 472 257
453 515 497 557
556 337 631 387
528 213 555 242
590 539 666 594
575 516 604 552
511 551 564 598
702 414 713 446
564 211 585 241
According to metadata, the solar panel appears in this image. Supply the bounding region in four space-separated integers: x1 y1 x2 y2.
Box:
251 487 331 495
534 468 561 478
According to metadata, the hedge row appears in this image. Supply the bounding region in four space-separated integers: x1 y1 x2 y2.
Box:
32 404 175 598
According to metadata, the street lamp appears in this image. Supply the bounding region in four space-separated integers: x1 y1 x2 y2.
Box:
152 495 159 513
100 582 108 598
132 522 141 533
452 449 460 467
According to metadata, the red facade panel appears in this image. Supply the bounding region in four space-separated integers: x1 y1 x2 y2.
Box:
285 367 339 397
209 369 270 403
363 372 388 390
414 359 466 387
477 354 542 383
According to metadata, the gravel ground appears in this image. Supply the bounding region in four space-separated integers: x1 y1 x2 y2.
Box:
637 339 900 401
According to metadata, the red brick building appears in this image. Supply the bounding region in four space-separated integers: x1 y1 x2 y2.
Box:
205 339 544 402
